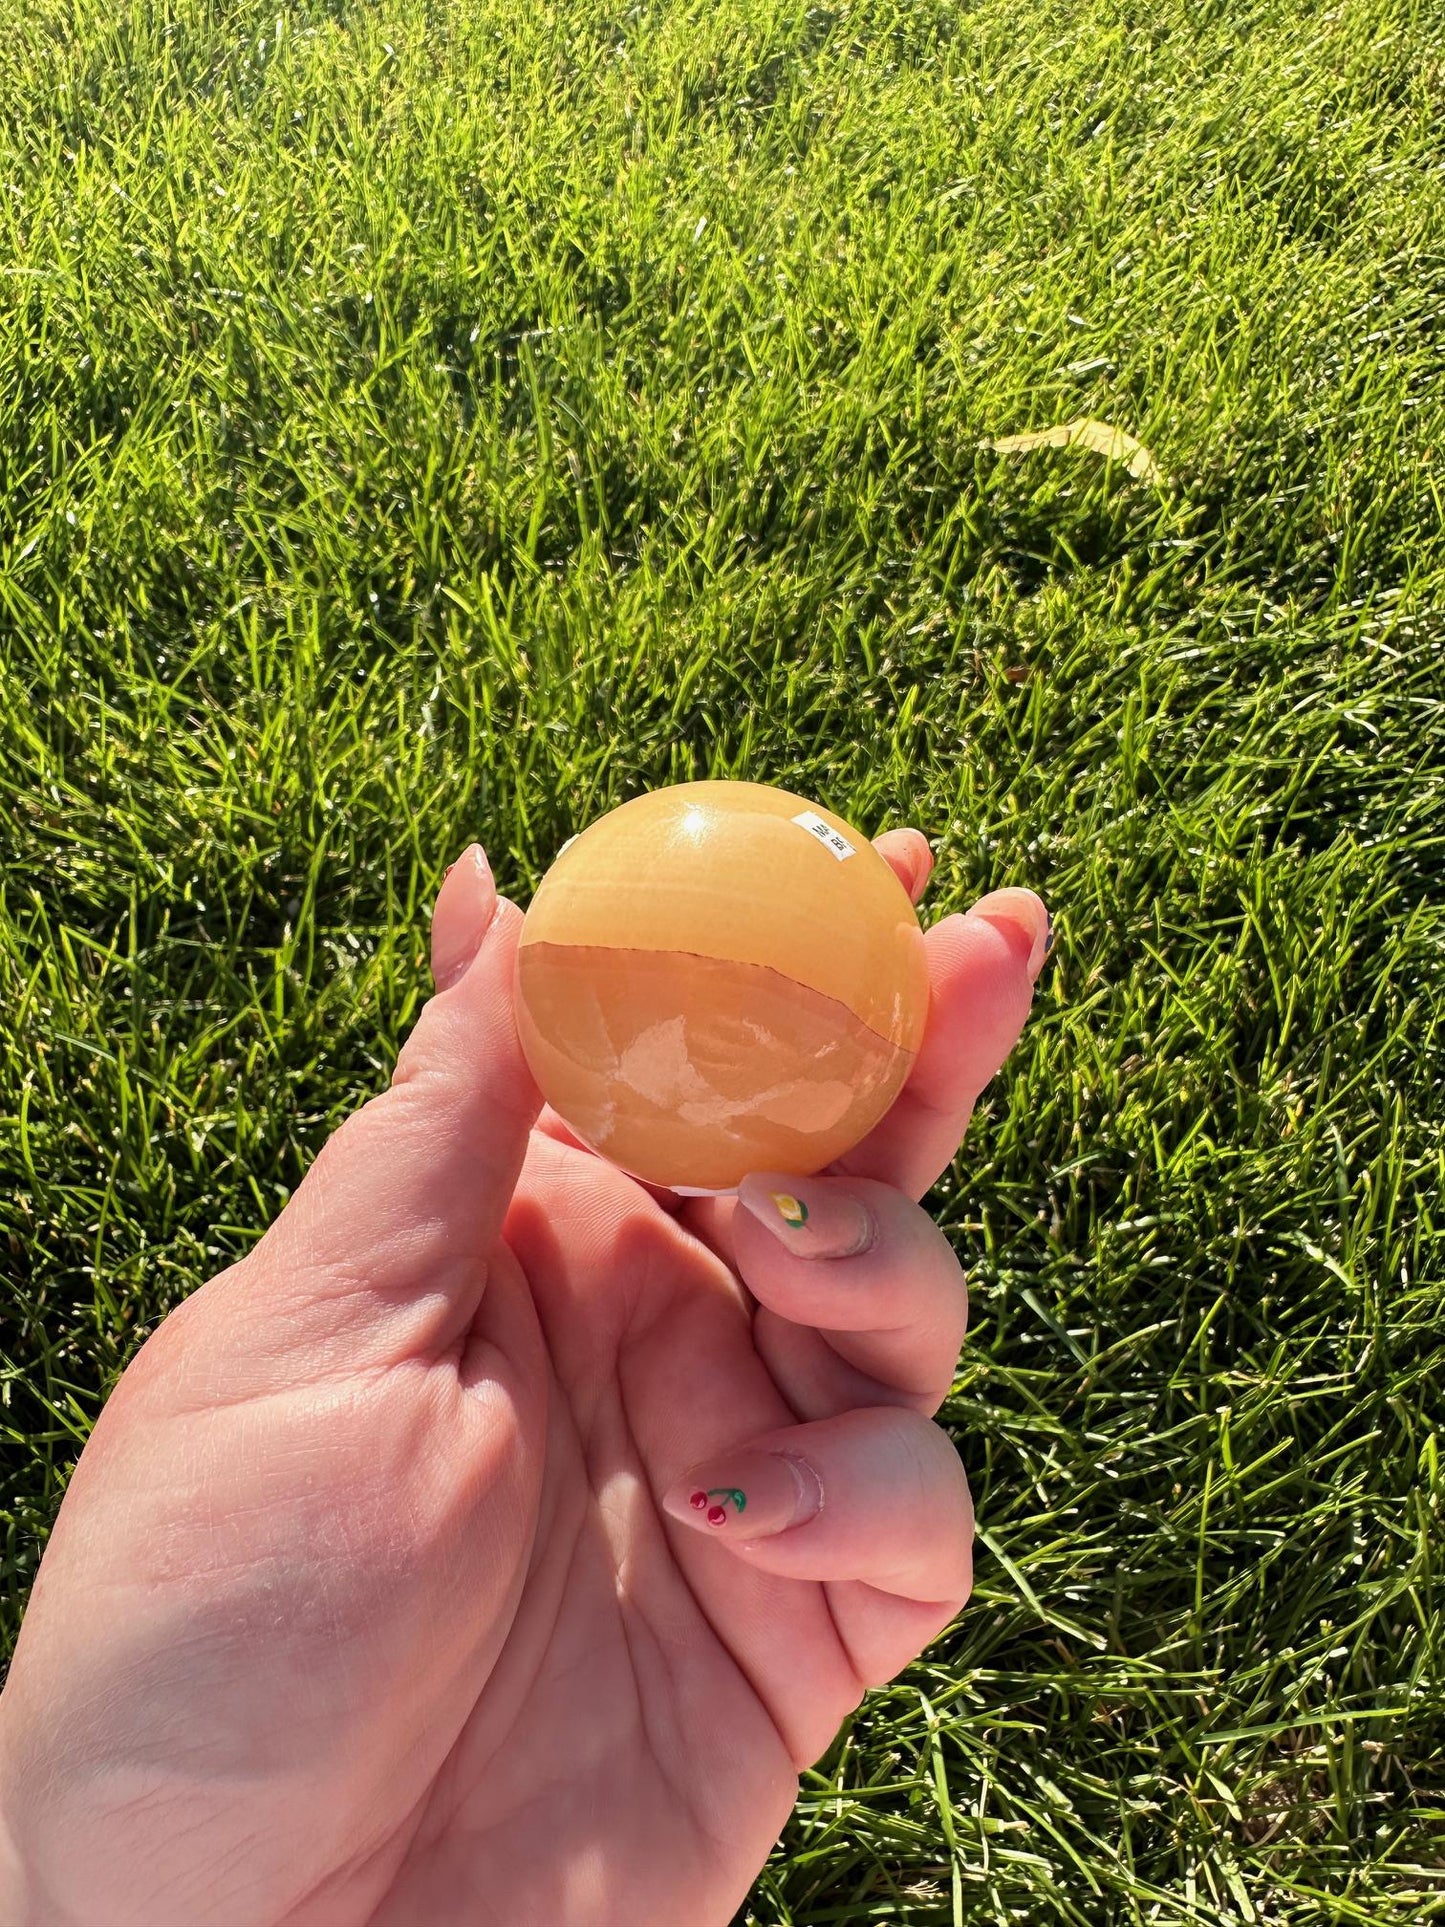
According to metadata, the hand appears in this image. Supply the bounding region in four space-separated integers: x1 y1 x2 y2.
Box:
0 831 1049 1927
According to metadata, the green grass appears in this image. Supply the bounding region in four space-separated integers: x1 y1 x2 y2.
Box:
2 0 1444 1914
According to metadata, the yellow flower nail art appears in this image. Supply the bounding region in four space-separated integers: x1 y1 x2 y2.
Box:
770 1191 809 1229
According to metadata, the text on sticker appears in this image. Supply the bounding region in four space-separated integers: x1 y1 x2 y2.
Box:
791 810 857 861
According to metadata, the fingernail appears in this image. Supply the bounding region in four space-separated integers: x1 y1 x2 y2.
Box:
910 832 935 896
433 844 492 990
735 1172 875 1260
662 1449 824 1539
966 888 1051 979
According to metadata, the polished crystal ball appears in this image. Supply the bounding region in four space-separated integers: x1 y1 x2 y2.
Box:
513 781 929 1193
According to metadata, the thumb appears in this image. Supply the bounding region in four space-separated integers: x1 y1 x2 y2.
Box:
247 844 542 1337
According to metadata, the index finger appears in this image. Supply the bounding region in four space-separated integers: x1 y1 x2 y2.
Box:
828 886 1050 1201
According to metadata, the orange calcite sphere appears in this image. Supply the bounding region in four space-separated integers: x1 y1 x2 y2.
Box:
513 781 930 1193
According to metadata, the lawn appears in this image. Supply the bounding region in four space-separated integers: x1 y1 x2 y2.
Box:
2 0 1444 1914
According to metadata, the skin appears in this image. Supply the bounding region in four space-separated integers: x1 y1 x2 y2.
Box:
0 830 1049 1927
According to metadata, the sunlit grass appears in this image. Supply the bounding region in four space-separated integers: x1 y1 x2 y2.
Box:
2 0 1443 1916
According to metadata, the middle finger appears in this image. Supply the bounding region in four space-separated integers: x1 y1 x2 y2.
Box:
729 1170 969 1418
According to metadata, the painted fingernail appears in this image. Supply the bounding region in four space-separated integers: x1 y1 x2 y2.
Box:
736 1173 875 1259
966 888 1050 979
663 1448 824 1538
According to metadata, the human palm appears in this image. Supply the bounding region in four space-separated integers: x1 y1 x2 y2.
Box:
0 834 1048 1927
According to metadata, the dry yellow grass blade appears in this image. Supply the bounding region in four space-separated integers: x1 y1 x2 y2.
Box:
986 416 1168 487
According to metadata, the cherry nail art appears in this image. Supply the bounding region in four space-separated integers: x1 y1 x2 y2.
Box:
701 1486 746 1525
666 1454 819 1538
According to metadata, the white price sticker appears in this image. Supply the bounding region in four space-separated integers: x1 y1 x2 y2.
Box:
791 810 857 861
